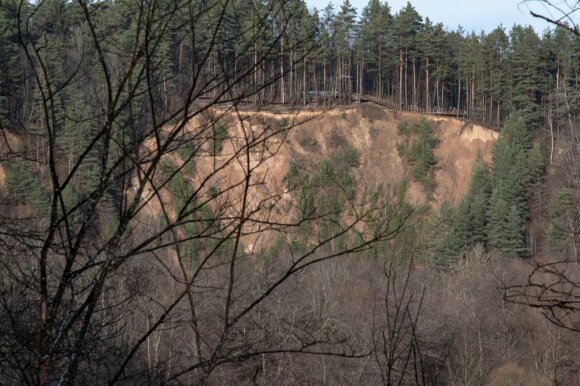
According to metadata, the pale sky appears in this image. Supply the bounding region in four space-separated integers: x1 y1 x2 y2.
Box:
305 0 555 33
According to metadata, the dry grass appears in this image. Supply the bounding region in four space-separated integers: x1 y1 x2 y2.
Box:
488 363 551 386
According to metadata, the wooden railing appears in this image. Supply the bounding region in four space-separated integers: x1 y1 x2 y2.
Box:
358 94 467 117
201 91 500 129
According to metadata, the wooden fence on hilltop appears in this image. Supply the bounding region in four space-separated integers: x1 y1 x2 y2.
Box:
357 94 467 118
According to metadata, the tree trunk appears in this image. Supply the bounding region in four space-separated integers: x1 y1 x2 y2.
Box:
303 56 307 106
457 64 461 117
425 57 430 111
399 48 403 108
378 41 382 97
323 54 326 106
404 48 408 107
280 36 285 104
412 58 416 110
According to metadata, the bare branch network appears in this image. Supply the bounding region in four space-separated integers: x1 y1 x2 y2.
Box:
0 0 419 384
521 0 580 35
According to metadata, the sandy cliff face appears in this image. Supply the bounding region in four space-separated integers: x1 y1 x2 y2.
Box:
278 104 498 209
0 103 498 252
157 103 498 251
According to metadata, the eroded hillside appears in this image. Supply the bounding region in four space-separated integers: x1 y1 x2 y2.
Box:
136 103 497 252
0 103 498 253
280 104 498 208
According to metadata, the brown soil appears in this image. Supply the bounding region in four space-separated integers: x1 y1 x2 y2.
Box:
155 103 498 251
280 105 497 209
432 118 498 206
0 104 498 252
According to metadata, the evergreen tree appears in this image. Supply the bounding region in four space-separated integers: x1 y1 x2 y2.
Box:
435 152 491 266
489 116 531 258
433 203 463 267
465 152 491 246
392 2 422 108
508 25 543 125
397 119 438 194
481 27 508 126
548 187 579 259
357 0 392 97
0 0 23 122
4 161 51 215
334 0 357 101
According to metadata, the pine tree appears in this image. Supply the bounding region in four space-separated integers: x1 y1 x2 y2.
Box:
392 2 422 108
397 119 438 194
482 27 508 126
417 18 441 109
548 187 579 259
487 191 509 256
334 0 357 102
453 198 474 249
487 112 537 257
465 152 491 246
433 203 464 267
4 161 51 216
487 177 528 257
0 0 23 121
508 25 543 125
357 0 392 97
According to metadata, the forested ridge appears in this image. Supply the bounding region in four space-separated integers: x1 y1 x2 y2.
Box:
0 0 579 384
1 0 579 127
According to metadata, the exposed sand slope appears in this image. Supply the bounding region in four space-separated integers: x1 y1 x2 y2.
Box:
0 104 498 253
163 103 498 251
281 104 497 209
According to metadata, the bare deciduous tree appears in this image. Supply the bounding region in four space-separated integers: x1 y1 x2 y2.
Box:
373 260 432 386
520 0 580 35
0 0 410 384
504 261 580 332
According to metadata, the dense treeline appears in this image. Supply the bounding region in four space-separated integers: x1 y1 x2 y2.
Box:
1 0 579 130
431 112 547 264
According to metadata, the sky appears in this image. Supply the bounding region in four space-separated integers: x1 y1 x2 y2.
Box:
304 0 555 33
